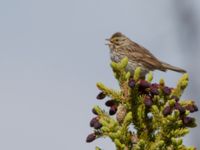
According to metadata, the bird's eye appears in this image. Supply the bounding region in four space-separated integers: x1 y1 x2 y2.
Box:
115 39 119 42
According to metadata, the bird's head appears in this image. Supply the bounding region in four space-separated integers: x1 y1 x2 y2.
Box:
106 32 129 48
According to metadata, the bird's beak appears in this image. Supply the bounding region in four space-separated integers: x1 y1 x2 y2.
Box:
105 38 111 46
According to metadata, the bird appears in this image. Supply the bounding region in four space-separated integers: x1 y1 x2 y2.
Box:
106 32 186 76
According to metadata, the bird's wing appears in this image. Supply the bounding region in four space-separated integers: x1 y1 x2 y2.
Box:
124 42 166 71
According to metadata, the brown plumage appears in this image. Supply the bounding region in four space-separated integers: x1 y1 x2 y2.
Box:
106 32 186 76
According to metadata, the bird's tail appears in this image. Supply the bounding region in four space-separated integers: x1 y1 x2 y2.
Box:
161 62 186 73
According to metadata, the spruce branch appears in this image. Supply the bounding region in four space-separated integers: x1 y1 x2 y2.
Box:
86 58 198 150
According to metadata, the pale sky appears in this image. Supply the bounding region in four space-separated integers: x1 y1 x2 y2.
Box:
0 0 199 149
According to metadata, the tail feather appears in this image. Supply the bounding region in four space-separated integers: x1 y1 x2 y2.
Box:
161 62 186 73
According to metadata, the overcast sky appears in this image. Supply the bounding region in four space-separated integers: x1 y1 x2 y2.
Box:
0 0 199 149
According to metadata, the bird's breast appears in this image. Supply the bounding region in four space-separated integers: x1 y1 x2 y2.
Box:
110 50 122 63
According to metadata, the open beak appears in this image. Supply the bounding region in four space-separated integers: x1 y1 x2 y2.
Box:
105 38 111 46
